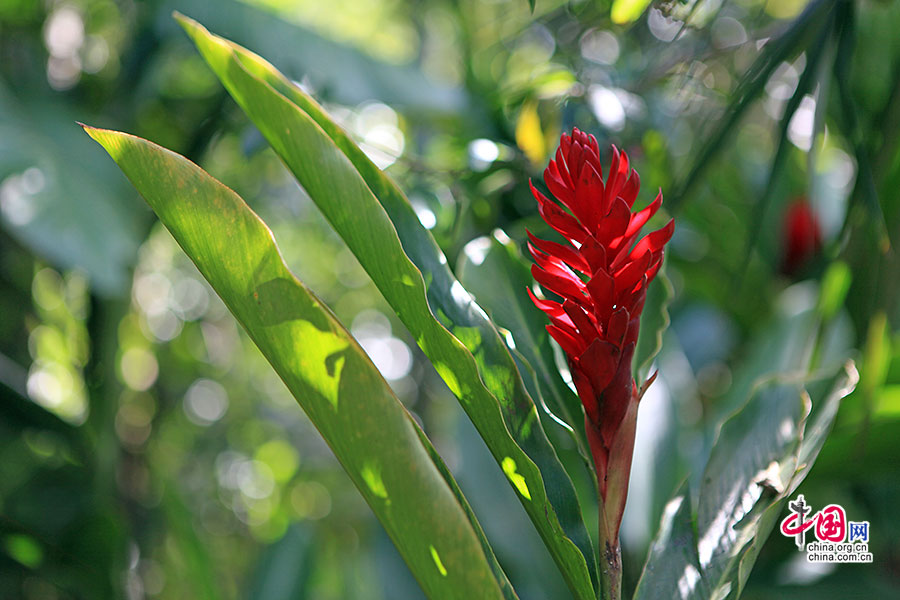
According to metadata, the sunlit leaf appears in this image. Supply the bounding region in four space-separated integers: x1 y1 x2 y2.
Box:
3 534 43 569
634 362 858 600
176 15 598 600
861 311 890 398
456 231 585 451
85 125 514 600
611 0 653 25
515 100 547 167
817 261 852 320
765 0 810 20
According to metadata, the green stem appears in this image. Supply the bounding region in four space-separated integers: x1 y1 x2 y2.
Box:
598 513 622 600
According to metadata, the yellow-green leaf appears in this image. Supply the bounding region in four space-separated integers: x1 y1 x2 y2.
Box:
515 100 547 166
611 0 654 25
84 125 513 600
176 14 598 600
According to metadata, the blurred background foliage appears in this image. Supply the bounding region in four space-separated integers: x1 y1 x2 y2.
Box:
1 0 899 598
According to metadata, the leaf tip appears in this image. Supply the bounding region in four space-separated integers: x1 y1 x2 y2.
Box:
78 125 132 160
79 122 103 143
172 10 200 36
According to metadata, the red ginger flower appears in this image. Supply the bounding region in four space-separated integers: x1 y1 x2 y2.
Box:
781 198 822 276
528 128 673 554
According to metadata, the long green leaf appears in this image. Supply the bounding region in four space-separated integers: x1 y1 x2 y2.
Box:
84 125 513 600
456 231 586 452
176 15 598 599
634 362 857 600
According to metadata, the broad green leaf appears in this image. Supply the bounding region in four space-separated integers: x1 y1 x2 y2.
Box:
693 380 807 597
412 421 520 600
791 364 859 491
634 363 858 600
713 283 853 423
84 125 513 600
177 15 598 600
456 231 585 451
610 0 653 25
727 364 858 598
634 481 699 599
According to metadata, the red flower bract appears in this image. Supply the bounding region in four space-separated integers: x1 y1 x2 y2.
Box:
528 128 673 546
782 198 822 276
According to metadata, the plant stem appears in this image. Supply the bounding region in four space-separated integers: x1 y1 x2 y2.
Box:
598 515 622 600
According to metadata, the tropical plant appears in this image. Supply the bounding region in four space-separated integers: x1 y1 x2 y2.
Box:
79 13 858 599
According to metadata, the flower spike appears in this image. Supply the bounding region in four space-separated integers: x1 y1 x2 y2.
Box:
528 128 673 600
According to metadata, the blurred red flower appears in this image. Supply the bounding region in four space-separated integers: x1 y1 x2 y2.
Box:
782 199 822 275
